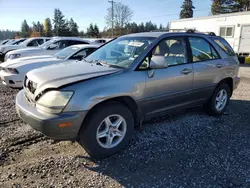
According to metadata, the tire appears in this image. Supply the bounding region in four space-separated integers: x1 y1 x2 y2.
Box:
204 83 231 116
78 102 134 159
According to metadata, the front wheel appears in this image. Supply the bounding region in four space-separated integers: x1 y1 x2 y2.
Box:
78 103 134 159
204 84 231 116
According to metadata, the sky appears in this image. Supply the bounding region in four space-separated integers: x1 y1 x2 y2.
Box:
0 0 212 32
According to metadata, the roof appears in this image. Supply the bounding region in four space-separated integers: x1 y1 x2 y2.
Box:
71 44 100 49
121 32 168 38
52 36 89 41
170 11 250 23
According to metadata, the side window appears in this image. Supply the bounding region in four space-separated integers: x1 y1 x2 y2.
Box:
70 40 89 45
189 37 220 62
139 37 188 69
153 37 188 66
50 40 70 50
37 39 44 45
46 39 51 42
213 38 235 56
27 39 44 47
70 48 96 60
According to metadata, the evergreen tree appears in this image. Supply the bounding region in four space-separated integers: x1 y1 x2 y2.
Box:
180 0 195 19
69 18 79 36
44 18 53 37
37 21 44 35
93 24 100 37
139 23 145 32
86 23 95 37
21 20 30 37
211 0 250 15
53 8 67 36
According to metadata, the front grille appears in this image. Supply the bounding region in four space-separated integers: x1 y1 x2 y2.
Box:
24 76 37 94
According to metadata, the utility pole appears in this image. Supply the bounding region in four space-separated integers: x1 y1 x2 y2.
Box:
108 0 115 38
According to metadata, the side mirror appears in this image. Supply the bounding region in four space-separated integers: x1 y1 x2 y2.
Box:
149 56 168 69
49 43 58 50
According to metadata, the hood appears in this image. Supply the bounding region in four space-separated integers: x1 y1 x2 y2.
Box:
0 44 24 51
14 55 54 61
8 47 44 54
27 61 121 97
0 56 59 69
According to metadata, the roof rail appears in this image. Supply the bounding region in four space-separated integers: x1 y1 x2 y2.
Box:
186 29 216 36
150 28 217 36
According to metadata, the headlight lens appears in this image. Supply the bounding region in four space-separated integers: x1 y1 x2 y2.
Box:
7 68 19 74
0 47 5 52
8 54 21 60
36 91 74 114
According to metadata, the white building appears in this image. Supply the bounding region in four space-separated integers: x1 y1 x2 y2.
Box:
169 11 250 55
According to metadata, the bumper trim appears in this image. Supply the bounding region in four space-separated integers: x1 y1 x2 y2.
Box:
16 90 87 140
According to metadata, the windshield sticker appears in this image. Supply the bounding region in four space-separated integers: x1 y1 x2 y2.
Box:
128 41 144 47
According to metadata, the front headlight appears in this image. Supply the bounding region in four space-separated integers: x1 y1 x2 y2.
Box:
0 47 5 52
7 68 19 74
36 91 74 114
8 54 21 60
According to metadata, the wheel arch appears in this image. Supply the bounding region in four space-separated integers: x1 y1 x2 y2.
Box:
217 77 233 96
80 96 141 132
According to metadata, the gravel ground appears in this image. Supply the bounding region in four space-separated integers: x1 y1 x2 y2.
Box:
1 66 250 188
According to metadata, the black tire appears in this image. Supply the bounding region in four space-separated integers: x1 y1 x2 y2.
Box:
78 102 134 159
204 83 231 116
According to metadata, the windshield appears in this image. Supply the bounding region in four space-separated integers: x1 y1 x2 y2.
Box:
19 38 33 46
0 39 9 45
12 39 26 45
5 39 16 45
55 46 80 59
85 36 155 68
39 39 57 49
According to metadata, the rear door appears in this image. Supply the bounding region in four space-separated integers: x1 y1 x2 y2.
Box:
239 25 250 53
142 36 194 116
188 37 222 102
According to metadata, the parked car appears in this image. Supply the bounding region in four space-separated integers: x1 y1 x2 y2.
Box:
5 37 91 62
16 31 240 158
0 38 27 62
0 44 99 88
0 37 49 62
0 39 12 45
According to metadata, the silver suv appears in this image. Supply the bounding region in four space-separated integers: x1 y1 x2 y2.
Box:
16 31 240 158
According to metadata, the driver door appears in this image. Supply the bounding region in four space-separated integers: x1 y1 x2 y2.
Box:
141 36 194 116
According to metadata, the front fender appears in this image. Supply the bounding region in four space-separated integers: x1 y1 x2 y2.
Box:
62 70 146 112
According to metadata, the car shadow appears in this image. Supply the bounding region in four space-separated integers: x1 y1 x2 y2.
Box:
72 99 250 187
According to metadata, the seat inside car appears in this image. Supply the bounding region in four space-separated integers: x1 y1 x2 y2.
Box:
166 41 186 66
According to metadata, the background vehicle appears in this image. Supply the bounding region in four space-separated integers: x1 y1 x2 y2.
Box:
0 37 50 62
0 44 99 88
16 31 240 158
4 37 91 62
0 39 12 45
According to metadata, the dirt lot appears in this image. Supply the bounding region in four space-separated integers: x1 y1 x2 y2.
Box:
1 66 250 188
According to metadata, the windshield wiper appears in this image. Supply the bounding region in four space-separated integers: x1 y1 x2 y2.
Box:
91 60 126 69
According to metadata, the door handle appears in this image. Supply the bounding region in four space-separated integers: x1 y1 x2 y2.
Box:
181 68 192 75
216 64 224 68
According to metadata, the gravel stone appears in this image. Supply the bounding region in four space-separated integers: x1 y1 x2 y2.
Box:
0 66 250 187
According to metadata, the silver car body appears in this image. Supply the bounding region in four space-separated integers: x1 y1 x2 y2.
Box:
5 37 91 61
16 32 240 140
0 44 99 88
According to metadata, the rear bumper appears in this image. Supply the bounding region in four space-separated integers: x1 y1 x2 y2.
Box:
16 90 87 140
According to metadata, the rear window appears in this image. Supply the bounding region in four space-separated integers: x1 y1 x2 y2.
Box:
212 38 235 56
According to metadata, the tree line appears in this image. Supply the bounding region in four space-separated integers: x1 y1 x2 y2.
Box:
1 1 250 40
180 0 250 19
